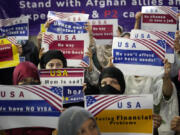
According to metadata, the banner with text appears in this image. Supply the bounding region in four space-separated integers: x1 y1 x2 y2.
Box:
0 38 20 69
40 68 84 104
41 32 89 67
1 0 179 35
85 95 153 135
112 37 165 76
131 29 175 63
0 85 63 130
141 6 178 32
0 16 29 42
89 19 118 45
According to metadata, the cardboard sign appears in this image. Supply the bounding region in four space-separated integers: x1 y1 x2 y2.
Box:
89 19 118 45
0 38 20 68
41 32 89 67
40 68 84 104
85 95 153 135
0 85 63 130
47 11 89 34
131 29 175 63
141 6 178 32
112 37 165 76
0 16 29 41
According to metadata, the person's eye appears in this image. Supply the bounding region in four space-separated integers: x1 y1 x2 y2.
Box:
49 63 54 67
78 129 85 135
89 123 96 130
111 80 118 85
56 63 62 68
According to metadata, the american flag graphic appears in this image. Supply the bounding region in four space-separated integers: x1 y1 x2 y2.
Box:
133 39 165 60
43 33 54 45
148 31 174 49
17 85 63 111
48 11 73 20
7 37 17 45
86 95 132 116
79 55 90 67
55 12 73 19
159 6 177 20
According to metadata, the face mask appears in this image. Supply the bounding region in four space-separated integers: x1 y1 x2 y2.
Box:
99 85 123 95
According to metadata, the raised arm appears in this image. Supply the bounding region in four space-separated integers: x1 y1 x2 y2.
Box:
162 59 173 99
134 12 142 29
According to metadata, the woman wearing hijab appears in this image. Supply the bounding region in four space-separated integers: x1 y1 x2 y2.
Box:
58 106 100 135
13 61 40 85
4 61 54 135
84 66 125 95
40 50 67 69
98 66 126 94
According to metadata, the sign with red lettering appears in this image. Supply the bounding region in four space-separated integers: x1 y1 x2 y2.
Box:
141 6 178 32
42 32 89 67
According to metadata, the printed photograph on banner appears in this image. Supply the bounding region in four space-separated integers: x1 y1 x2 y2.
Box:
0 38 20 69
0 16 29 41
0 85 63 130
41 32 89 67
141 6 178 32
131 29 175 63
85 95 153 135
89 19 118 45
112 37 166 76
40 68 84 104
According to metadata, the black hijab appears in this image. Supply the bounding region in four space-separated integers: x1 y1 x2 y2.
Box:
98 66 126 94
40 50 67 69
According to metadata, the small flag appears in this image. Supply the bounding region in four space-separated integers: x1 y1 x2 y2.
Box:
80 55 90 67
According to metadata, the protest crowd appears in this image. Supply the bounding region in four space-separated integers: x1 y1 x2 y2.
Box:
0 2 180 135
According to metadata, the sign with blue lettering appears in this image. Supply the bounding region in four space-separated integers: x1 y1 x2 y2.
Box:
131 29 175 63
0 85 62 130
112 37 166 76
47 11 89 34
85 94 153 135
0 16 29 42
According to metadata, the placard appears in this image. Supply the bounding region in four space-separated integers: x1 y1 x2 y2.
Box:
0 85 63 130
85 95 153 135
141 6 178 32
112 37 165 76
131 29 175 63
